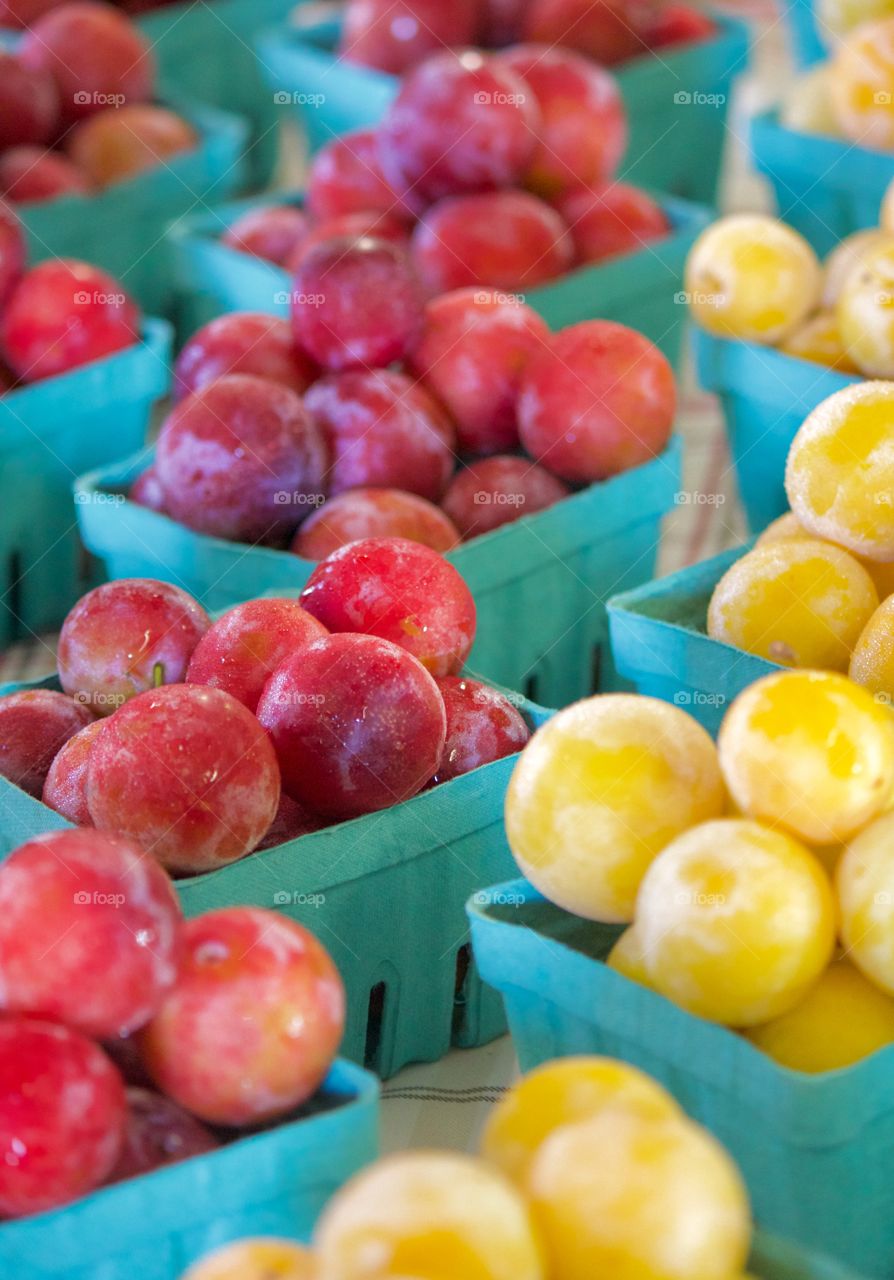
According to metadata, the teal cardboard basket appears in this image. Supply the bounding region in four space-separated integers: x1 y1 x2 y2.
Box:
256 14 750 206
607 543 776 735
167 189 710 364
0 1058 378 1280
468 878 894 1277
0 669 552 1079
74 436 682 709
15 98 248 316
138 0 301 189
693 328 859 533
750 110 894 257
0 318 172 647
784 0 827 67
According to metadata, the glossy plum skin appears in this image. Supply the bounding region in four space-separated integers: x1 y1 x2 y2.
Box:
0 260 140 382
305 369 455 502
291 236 425 372
20 1 156 127
0 51 59 150
155 374 329 543
0 1018 126 1218
0 0 68 26
0 689 93 796
0 829 182 1039
442 456 570 539
57 578 211 715
646 3 717 47
139 907 346 1127
111 1088 218 1181
408 288 550 454
174 313 316 401
287 211 410 271
186 597 328 713
67 105 197 187
518 320 676 482
129 466 166 512
307 129 412 223
257 633 447 816
480 0 528 44
340 0 478 74
556 183 670 263
42 717 105 823
495 45 627 197
377 50 540 209
523 0 656 64
411 191 574 293
0 147 91 204
293 488 460 560
0 202 25 309
222 205 309 267
431 676 531 785
299 537 476 677
87 685 281 876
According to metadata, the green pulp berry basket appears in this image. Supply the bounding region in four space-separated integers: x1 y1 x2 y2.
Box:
468 879 892 1278
0 318 172 647
14 98 248 317
0 670 552 1079
606 542 775 735
74 437 681 710
166 189 710 365
256 13 750 206
750 109 894 257
139 0 301 190
693 328 859 533
0 1059 378 1280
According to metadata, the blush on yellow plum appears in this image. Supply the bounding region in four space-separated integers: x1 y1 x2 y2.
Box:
181 1240 317 1280
313 1151 546 1280
706 539 878 670
526 1109 752 1280
684 215 821 344
785 382 894 563
504 695 726 923
778 310 861 374
822 228 894 307
718 670 894 845
745 959 894 1072
831 17 894 149
837 811 894 994
636 819 836 1026
481 1057 679 1187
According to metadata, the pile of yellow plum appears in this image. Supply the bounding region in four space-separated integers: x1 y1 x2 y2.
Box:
178 1055 758 1280
685 199 894 378
784 10 894 157
707 381 894 690
506 668 894 1074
